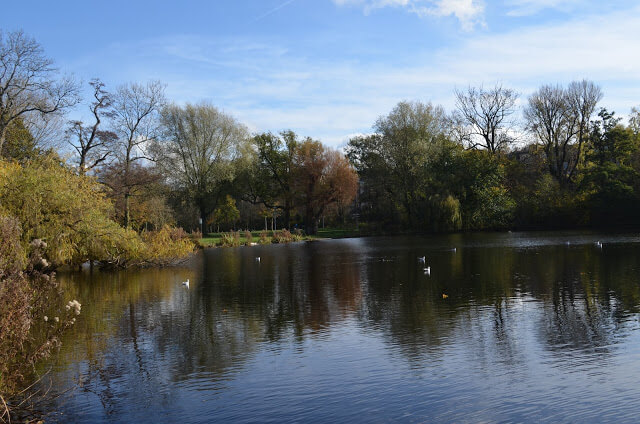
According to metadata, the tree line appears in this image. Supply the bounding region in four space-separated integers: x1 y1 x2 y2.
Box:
3 28 640 245
349 82 640 231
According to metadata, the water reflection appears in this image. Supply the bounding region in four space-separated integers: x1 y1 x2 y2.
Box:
40 232 640 422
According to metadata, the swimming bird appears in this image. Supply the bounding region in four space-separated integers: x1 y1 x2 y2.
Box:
424 266 431 275
256 256 261 262
418 256 426 263
182 278 190 289
442 293 448 299
595 241 602 248
451 248 457 252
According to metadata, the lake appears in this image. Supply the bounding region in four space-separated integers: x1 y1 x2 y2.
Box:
39 231 640 422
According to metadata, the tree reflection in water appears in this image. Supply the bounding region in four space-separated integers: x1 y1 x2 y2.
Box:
37 232 640 422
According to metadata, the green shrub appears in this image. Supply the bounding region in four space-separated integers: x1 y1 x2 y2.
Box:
244 230 253 245
141 225 196 265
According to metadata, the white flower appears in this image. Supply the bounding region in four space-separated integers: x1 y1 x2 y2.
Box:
44 316 48 322
54 316 59 323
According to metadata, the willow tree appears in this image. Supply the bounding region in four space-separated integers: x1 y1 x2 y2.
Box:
158 102 249 232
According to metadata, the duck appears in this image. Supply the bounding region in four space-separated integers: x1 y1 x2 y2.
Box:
182 278 190 288
424 266 431 275
418 256 426 263
442 293 449 299
256 256 261 262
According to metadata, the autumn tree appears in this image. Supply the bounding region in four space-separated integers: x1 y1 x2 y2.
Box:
0 30 79 153
293 140 358 234
454 84 518 154
524 80 602 184
65 79 116 174
109 80 165 228
157 102 249 232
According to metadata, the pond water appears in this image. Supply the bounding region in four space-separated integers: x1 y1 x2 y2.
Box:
40 231 640 423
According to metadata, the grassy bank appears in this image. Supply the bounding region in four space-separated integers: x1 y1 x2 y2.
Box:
198 227 366 248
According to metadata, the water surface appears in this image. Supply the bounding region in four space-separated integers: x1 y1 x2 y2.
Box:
41 231 640 422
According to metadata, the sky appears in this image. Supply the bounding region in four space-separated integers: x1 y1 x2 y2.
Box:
2 0 640 148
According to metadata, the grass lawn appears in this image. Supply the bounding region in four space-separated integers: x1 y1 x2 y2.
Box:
198 227 363 247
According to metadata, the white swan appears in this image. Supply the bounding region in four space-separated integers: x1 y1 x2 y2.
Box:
182 279 190 288
424 266 431 275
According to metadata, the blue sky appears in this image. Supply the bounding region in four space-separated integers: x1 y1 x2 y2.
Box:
2 0 640 147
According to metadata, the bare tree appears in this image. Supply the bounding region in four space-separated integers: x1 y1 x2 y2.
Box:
454 84 518 154
524 80 602 184
0 30 79 152
109 81 165 228
65 79 116 174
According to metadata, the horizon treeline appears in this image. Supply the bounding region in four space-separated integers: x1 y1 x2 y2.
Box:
2 28 640 238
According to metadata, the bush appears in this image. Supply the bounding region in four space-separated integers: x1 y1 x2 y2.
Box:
190 228 202 240
292 228 305 241
271 229 293 243
244 230 253 245
0 228 80 416
0 216 25 279
0 156 195 268
259 231 270 244
219 231 241 247
141 225 196 266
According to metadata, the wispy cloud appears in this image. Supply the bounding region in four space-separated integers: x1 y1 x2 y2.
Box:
253 0 299 22
504 0 583 17
66 4 640 147
332 0 485 31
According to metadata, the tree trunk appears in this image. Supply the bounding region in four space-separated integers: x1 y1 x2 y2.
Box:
305 206 315 235
284 198 291 229
124 191 131 229
0 126 6 156
199 204 207 235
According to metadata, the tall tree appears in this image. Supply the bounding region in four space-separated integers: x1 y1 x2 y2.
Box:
248 131 299 228
109 80 165 228
65 79 116 174
372 100 447 226
293 140 358 234
157 102 249 232
524 80 602 184
0 30 79 153
454 84 518 154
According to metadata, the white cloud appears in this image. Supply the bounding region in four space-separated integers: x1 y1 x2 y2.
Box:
332 0 485 31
